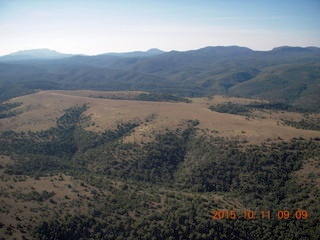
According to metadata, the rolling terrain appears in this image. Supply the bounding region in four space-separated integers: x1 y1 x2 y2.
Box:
0 45 319 239
1 46 320 110
1 90 319 143
0 90 319 239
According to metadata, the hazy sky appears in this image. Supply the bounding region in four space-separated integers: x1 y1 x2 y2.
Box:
1 0 319 55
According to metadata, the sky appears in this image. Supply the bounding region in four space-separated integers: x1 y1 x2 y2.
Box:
0 0 319 56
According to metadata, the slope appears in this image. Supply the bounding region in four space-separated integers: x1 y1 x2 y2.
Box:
0 90 319 239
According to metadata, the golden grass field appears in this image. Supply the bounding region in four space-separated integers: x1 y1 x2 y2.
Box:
1 90 319 144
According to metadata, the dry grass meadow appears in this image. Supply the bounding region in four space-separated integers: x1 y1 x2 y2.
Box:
1 90 319 144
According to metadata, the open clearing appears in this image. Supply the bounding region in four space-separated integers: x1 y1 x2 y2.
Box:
0 90 319 144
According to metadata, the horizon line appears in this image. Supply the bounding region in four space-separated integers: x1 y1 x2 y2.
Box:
1 45 319 57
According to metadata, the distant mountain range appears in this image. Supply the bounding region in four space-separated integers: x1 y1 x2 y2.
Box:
0 46 319 110
0 48 165 61
0 49 74 61
102 48 165 58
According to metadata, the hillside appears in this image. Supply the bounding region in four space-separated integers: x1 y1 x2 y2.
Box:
0 46 319 110
0 90 319 239
1 90 319 143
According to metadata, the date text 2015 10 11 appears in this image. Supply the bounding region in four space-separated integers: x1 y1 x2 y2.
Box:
211 210 309 220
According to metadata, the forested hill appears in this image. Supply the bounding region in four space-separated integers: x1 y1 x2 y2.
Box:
1 46 319 110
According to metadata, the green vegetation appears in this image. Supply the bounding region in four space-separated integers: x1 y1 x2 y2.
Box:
0 104 319 239
209 102 251 115
0 102 22 119
12 190 55 202
95 92 191 103
246 102 303 112
209 102 320 131
284 117 320 131
209 101 307 116
135 93 191 103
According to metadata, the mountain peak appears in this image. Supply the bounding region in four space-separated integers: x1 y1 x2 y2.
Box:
146 48 164 54
102 48 165 58
9 48 58 55
0 48 72 61
271 46 310 52
198 45 253 52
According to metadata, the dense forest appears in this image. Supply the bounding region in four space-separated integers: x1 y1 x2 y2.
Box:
0 105 319 239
